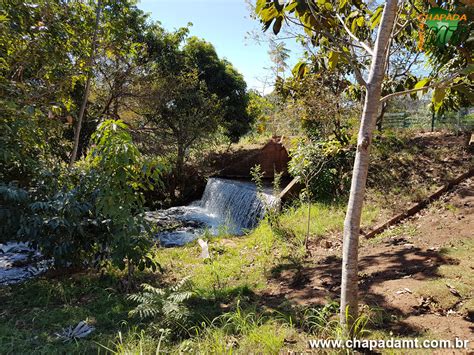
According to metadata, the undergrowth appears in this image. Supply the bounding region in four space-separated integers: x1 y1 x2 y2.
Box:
0 201 382 354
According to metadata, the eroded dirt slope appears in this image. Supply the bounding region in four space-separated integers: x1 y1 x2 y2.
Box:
265 177 473 344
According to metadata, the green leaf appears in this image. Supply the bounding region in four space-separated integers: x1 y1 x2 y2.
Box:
328 51 339 70
432 87 446 112
414 78 430 90
284 0 298 12
351 18 358 33
292 61 308 79
339 0 348 10
255 0 267 13
356 16 365 27
347 11 359 20
259 6 279 22
460 64 474 75
370 6 383 30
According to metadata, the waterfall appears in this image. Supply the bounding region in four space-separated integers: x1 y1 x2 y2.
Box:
198 178 277 233
147 177 278 246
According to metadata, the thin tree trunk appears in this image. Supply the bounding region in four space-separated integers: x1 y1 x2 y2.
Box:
175 144 185 194
340 0 398 333
376 102 388 131
69 0 102 167
306 182 311 252
431 110 436 132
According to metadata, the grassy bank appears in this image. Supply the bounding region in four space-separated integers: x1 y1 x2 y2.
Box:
1 133 472 354
0 201 380 354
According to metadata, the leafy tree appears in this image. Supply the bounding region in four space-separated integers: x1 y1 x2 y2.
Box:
183 37 253 141
133 33 251 188
288 140 328 252
255 0 472 332
0 0 156 173
92 1 157 122
69 0 103 166
246 90 275 134
0 0 96 181
84 119 163 276
141 69 223 186
70 0 158 161
282 72 355 143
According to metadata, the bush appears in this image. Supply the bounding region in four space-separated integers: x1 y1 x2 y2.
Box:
19 187 102 267
0 183 30 243
4 120 167 274
78 119 166 272
288 137 354 200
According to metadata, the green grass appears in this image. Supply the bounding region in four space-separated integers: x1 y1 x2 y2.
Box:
176 303 296 354
413 238 473 315
153 201 380 296
0 273 132 354
0 200 425 354
279 201 380 236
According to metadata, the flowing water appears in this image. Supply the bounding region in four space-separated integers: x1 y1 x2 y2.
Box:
0 242 50 285
146 177 278 247
0 178 278 284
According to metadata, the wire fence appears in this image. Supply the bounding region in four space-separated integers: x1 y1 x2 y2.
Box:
382 108 474 132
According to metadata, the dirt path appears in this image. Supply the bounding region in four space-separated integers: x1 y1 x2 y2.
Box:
265 177 473 344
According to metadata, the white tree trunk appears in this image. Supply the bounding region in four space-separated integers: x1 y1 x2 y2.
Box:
340 0 398 332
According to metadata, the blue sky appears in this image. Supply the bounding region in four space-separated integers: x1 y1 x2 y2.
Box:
137 0 303 93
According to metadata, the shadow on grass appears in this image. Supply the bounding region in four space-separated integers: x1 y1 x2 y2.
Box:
0 272 135 354
0 270 293 354
265 235 470 337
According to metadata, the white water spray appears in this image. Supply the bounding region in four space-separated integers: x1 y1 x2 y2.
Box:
148 178 278 246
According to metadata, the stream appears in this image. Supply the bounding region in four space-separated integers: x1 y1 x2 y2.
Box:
146 177 278 246
0 178 278 284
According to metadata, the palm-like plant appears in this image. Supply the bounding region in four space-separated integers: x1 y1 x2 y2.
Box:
128 277 195 334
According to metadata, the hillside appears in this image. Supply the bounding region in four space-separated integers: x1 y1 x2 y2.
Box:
1 131 472 353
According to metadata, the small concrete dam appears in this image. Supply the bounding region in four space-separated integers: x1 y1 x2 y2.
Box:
147 137 299 247
147 178 278 246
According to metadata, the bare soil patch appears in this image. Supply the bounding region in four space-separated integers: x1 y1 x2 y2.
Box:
265 173 473 345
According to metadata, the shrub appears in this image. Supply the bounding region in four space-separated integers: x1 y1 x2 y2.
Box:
289 137 354 200
6 120 167 274
19 187 102 267
0 183 30 243
80 119 166 273
128 277 195 339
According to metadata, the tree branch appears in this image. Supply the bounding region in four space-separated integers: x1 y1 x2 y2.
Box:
335 14 374 56
393 51 421 78
379 74 461 103
284 15 367 87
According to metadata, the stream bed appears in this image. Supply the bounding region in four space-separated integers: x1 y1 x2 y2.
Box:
147 177 278 247
0 242 50 285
